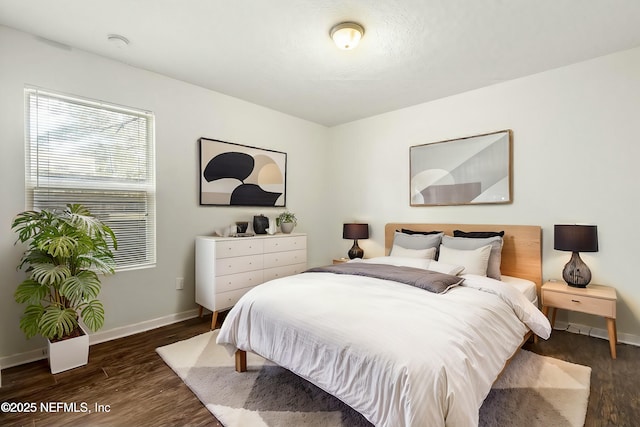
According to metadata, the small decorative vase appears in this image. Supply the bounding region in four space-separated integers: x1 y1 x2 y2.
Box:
235 221 248 234
253 215 269 234
280 222 295 234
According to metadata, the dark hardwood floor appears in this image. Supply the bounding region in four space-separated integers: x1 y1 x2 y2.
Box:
1 315 638 426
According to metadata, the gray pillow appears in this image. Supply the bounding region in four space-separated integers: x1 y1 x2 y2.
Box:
391 231 443 251
440 235 503 280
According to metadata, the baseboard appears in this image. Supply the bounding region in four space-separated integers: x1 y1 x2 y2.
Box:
553 320 640 347
88 308 200 346
0 308 201 371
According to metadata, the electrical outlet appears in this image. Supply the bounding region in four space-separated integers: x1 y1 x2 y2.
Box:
42 348 48 356
176 277 184 290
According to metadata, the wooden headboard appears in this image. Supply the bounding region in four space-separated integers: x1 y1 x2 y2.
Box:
385 223 542 293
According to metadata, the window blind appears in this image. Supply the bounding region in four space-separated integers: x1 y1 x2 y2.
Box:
25 88 156 270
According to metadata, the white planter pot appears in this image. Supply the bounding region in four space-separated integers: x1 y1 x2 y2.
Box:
48 326 89 374
280 222 295 234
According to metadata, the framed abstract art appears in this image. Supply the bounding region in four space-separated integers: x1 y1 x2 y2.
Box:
199 138 287 206
410 130 512 206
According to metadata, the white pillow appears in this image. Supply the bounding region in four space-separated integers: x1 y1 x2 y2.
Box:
392 231 443 250
426 261 465 276
389 245 437 259
360 256 432 270
437 244 491 276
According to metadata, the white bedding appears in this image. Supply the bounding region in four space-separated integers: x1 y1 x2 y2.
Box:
217 270 551 427
501 275 538 305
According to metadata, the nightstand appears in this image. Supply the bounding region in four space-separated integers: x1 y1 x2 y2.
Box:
541 281 617 359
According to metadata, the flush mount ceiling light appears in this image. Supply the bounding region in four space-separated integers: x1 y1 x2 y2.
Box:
330 22 364 50
107 33 130 48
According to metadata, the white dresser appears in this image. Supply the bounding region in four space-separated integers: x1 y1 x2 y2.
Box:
195 233 307 329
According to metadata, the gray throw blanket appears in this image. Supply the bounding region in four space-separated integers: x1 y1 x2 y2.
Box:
305 262 464 294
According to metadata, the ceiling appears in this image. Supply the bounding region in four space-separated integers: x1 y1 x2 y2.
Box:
2 1 640 127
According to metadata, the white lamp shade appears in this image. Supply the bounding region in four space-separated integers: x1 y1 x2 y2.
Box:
330 23 364 50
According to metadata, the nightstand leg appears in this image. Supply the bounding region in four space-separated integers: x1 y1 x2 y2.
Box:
541 305 557 328
606 317 617 359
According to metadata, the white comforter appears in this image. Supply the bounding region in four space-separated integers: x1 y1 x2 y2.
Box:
217 271 551 427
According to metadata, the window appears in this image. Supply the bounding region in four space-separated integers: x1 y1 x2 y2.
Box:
25 87 156 270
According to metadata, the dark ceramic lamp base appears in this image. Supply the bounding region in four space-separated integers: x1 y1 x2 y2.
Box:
562 251 592 288
348 240 364 259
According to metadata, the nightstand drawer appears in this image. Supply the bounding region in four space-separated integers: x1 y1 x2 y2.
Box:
543 290 615 318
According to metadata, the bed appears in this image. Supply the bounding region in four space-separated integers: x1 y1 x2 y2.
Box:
216 223 551 427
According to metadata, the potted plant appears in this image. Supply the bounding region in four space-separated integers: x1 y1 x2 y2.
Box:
276 211 297 234
11 204 117 373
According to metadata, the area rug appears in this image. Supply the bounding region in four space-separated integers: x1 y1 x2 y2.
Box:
157 331 590 427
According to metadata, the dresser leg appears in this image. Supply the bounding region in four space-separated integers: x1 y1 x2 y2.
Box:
606 317 617 359
211 310 219 330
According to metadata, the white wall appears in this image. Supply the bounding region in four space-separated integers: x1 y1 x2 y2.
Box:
327 46 640 342
2 23 639 366
0 25 332 363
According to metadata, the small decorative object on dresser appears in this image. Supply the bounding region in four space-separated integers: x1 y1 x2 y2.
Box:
542 280 617 358
195 233 307 329
253 215 269 234
554 224 598 287
276 211 297 234
343 223 369 259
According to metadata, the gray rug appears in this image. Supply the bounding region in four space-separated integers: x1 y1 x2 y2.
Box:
157 331 590 427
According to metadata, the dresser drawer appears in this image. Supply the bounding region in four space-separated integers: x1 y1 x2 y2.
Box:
216 239 264 258
214 287 254 311
216 254 263 275
263 235 307 253
264 249 306 268
215 270 263 293
264 262 307 282
543 290 615 318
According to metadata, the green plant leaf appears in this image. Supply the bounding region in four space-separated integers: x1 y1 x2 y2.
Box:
60 270 101 302
20 304 45 339
14 279 49 304
18 249 54 271
81 299 105 332
11 210 44 243
42 235 78 258
77 253 115 275
30 263 70 287
39 306 78 340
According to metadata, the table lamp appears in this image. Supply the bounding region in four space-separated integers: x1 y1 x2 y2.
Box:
554 224 598 287
343 223 369 259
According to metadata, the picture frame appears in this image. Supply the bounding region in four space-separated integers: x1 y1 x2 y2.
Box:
409 129 512 206
199 138 287 206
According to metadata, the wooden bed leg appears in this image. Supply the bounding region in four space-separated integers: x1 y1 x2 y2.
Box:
198 305 203 318
235 350 247 372
210 310 219 330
